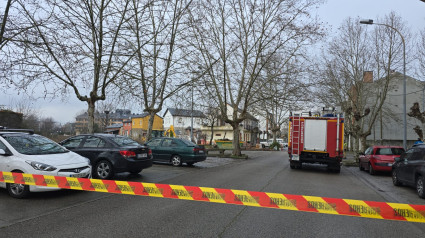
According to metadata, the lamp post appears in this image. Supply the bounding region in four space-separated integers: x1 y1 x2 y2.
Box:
190 77 194 142
360 19 407 149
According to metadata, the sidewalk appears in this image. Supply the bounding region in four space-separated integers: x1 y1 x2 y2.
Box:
342 151 358 167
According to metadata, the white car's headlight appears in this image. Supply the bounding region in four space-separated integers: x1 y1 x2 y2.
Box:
26 161 57 171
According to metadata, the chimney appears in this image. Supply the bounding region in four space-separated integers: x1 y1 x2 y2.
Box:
363 71 373 83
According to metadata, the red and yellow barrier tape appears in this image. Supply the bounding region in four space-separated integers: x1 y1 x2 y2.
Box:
1 171 425 223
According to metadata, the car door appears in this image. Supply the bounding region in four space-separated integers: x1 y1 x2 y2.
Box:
0 140 12 187
156 138 176 161
146 138 163 161
78 136 108 162
360 147 372 168
397 148 414 183
403 148 425 185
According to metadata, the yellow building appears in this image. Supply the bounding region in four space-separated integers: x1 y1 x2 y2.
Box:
131 112 164 141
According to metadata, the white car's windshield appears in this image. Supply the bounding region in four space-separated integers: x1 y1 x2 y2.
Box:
3 134 68 155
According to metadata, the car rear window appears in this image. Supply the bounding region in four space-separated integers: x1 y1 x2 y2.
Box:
110 136 140 147
2 134 68 155
181 139 196 146
376 148 404 155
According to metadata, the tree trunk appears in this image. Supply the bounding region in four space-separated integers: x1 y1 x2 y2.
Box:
353 136 360 162
360 136 368 153
209 124 214 145
87 100 96 134
232 125 241 156
146 111 156 141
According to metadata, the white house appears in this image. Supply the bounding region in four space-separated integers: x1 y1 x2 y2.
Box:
201 104 259 145
163 108 206 140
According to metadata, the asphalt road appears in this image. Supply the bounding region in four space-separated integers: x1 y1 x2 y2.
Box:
1 151 425 237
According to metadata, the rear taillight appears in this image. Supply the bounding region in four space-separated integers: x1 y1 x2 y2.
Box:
120 150 136 158
148 149 152 156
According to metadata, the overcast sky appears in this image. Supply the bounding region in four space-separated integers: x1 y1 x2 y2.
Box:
1 0 425 124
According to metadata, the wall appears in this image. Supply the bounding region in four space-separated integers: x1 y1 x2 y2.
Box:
367 75 424 144
132 115 164 131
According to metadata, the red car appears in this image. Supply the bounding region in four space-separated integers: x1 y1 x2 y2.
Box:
359 146 405 175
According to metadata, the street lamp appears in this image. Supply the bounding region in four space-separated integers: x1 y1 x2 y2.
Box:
190 78 194 142
360 19 407 149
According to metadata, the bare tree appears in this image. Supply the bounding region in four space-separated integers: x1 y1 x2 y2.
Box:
39 117 56 136
318 14 411 153
408 28 425 140
115 0 194 141
0 0 13 50
7 97 41 130
188 0 323 156
10 0 133 133
202 105 220 145
408 102 425 140
253 54 311 143
1 0 22 87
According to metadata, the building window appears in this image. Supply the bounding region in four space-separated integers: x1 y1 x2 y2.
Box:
178 117 182 123
216 134 221 136
132 121 135 126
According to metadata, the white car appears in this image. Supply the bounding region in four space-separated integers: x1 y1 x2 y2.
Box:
0 128 91 198
260 138 287 148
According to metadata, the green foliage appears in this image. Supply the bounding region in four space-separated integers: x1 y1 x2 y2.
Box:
269 141 281 150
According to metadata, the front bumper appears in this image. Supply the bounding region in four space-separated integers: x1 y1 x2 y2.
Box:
29 166 92 192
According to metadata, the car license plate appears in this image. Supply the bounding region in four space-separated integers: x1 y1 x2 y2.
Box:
69 172 88 178
292 155 299 161
388 163 393 166
199 150 204 154
137 153 147 158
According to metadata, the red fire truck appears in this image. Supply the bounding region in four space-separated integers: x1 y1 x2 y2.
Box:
288 111 344 173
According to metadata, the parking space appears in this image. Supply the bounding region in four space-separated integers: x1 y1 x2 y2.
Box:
0 155 240 228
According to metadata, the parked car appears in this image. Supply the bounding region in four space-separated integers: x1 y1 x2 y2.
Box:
359 146 405 175
0 128 91 198
392 145 425 198
60 134 152 179
146 137 206 166
260 138 286 148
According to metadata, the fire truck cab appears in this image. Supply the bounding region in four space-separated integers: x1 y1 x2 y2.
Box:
288 110 344 173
